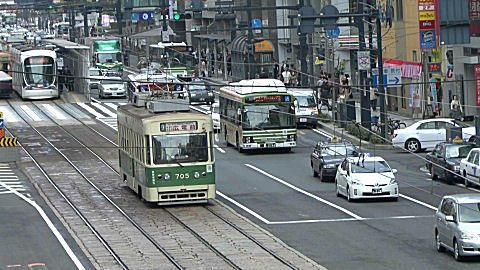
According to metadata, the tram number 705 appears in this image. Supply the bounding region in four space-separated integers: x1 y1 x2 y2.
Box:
175 173 190 180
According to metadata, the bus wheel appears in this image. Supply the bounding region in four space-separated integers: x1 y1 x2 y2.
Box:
236 133 243 153
224 126 230 146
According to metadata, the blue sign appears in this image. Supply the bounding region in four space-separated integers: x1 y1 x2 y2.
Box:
251 19 262 28
131 13 138 21
139 12 154 22
420 30 436 49
0 119 4 129
327 27 340 39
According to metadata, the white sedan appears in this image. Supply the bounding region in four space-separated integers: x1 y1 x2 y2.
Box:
392 118 476 153
460 148 480 187
98 77 126 98
335 155 399 201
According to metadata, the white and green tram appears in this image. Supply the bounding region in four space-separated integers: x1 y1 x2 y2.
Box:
219 79 297 152
117 100 215 205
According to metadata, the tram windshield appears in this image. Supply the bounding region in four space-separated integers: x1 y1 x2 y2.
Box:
242 104 296 130
152 133 208 164
23 56 55 86
97 52 122 64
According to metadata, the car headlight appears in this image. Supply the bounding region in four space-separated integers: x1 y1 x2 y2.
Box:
324 164 336 169
461 231 477 240
390 178 397 184
350 179 363 186
311 111 318 116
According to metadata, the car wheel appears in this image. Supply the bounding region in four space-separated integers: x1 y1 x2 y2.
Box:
319 168 324 182
405 139 421 153
431 166 438 180
335 181 340 197
454 240 462 261
435 231 445 252
236 133 243 153
312 163 318 177
346 185 353 202
464 172 471 187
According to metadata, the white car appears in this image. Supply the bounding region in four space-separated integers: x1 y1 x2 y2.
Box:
392 118 476 153
460 148 480 187
335 155 399 201
98 77 126 98
211 103 220 131
88 68 104 90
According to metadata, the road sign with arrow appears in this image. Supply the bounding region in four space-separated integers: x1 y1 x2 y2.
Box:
372 67 402 88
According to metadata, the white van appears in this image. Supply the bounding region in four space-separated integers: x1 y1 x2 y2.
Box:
289 89 319 128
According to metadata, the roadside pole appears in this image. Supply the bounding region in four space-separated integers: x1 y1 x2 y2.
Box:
376 12 386 139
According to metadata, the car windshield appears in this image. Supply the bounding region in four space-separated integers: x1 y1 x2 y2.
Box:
89 69 101 76
296 95 316 108
152 133 208 164
445 145 474 159
321 145 358 157
101 79 121 85
189 84 206 91
458 203 480 223
98 52 121 63
242 104 296 130
453 120 469 128
351 160 391 173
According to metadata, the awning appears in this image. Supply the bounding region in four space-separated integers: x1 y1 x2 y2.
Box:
384 59 422 79
194 33 231 42
129 26 175 39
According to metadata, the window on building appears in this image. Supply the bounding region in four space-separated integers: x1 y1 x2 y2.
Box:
413 50 417 62
396 0 404 21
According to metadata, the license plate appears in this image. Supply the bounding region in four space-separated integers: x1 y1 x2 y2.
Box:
372 188 382 194
267 143 276 148
300 118 307 122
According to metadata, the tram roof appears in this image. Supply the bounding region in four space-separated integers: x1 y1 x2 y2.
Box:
43 39 89 50
227 79 287 95
118 104 207 121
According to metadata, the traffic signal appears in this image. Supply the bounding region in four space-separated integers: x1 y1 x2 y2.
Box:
49 5 53 9
298 5 316 34
173 13 192 20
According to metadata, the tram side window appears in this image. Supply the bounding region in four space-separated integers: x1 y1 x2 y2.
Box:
209 131 214 162
145 135 151 165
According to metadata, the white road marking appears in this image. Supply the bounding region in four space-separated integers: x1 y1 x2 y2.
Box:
77 103 105 118
268 215 433 225
454 183 480 192
104 103 118 110
214 145 225 153
0 105 20 122
0 181 86 270
189 105 209 115
90 102 117 117
20 105 42 121
90 97 101 103
216 191 271 224
42 104 67 120
399 194 438 210
245 164 364 220
0 172 15 175
313 128 333 138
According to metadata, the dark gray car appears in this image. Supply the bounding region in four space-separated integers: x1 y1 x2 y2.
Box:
310 140 359 182
187 81 215 104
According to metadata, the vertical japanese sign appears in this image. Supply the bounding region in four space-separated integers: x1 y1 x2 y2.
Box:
418 0 438 49
470 0 480 35
475 65 480 106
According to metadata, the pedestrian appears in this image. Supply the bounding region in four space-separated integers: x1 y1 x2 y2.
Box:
370 85 379 111
450 94 462 119
227 53 232 76
281 67 292 86
273 60 279 79
201 60 206 77
281 60 288 73
343 74 352 99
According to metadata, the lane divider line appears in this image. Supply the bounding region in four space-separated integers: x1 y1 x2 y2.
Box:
214 145 225 154
399 194 438 211
313 129 333 138
216 191 271 224
268 215 434 225
245 164 364 220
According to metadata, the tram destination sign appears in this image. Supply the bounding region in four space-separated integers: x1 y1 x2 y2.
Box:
245 95 291 104
161 122 197 132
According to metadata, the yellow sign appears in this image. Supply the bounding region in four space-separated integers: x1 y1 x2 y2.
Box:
315 57 323 65
453 136 463 144
331 137 339 143
0 137 17 147
0 112 3 119
419 11 435 21
254 40 274 53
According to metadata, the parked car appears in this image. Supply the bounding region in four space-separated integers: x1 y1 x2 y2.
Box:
335 155 398 201
392 118 476 153
88 68 103 90
211 102 220 132
426 141 475 184
187 80 214 104
289 89 318 128
434 194 480 261
98 77 126 98
310 138 359 182
459 148 480 187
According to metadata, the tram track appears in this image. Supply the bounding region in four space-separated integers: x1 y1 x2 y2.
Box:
47 100 303 270
6 100 183 270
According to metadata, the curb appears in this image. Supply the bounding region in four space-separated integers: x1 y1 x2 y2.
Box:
317 121 394 150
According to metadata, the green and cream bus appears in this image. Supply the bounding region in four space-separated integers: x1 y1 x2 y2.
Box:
219 79 297 152
117 98 215 205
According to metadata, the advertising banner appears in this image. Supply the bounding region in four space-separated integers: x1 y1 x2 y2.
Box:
418 0 438 49
475 64 480 106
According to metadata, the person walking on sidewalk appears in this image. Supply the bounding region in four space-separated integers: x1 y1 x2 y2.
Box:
450 94 463 120
282 67 292 86
370 85 379 112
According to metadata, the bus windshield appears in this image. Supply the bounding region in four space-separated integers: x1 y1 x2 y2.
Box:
97 52 122 64
242 104 296 130
152 133 209 164
23 56 55 85
165 48 194 69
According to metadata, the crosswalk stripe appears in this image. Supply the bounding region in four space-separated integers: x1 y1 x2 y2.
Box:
42 104 67 120
20 105 42 121
90 102 117 117
76 103 106 118
104 103 118 110
0 105 20 122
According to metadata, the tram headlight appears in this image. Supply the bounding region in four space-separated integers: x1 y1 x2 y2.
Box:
164 173 171 180
202 171 206 177
194 172 200 179
157 174 162 180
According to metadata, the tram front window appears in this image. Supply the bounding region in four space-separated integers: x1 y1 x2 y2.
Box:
152 133 208 164
98 52 122 64
24 56 55 86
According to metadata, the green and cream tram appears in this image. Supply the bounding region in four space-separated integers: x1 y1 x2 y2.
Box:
219 79 297 152
117 98 215 204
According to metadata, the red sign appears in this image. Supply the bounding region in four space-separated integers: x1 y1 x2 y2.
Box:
475 65 480 106
470 0 480 35
419 20 436 30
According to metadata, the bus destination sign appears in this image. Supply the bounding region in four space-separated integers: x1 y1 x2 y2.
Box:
161 121 197 132
245 95 291 104
174 46 193 52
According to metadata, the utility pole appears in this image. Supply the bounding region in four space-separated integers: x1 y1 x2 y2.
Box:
83 1 89 38
309 33 314 86
376 10 386 138
162 0 168 42
357 0 370 129
117 0 122 36
246 0 255 79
